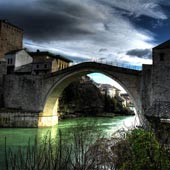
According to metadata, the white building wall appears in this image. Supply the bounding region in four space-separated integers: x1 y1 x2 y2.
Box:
107 88 116 98
15 50 33 69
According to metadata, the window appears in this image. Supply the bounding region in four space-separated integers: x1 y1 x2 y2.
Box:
160 53 165 61
44 64 47 68
8 58 13 65
7 59 10 64
36 64 39 68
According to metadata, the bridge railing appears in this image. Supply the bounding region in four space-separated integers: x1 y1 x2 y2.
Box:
70 60 142 71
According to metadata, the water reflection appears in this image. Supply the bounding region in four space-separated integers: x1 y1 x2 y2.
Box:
0 116 135 145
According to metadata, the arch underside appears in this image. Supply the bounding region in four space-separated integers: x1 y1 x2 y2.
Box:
39 67 141 127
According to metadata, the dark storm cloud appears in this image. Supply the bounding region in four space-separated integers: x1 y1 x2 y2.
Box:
126 49 151 59
0 0 100 42
1 0 168 65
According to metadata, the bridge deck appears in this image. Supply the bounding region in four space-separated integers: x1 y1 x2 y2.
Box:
46 62 141 78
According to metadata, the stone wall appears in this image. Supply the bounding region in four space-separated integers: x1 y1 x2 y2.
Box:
4 74 45 112
0 60 7 107
144 47 170 121
0 20 23 58
141 64 152 112
151 48 170 103
0 112 39 127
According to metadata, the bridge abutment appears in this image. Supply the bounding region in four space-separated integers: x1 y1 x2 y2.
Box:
39 98 59 127
0 111 58 128
38 114 58 127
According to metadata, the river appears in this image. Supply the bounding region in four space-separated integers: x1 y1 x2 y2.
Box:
0 116 135 168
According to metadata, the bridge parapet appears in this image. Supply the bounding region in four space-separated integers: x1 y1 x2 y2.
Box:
47 62 141 78
70 61 142 71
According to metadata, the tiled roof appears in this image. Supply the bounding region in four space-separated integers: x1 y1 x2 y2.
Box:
56 54 72 62
5 49 23 55
29 51 54 57
29 51 72 62
15 64 32 73
0 58 6 62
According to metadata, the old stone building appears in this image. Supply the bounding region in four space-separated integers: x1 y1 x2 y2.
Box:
29 50 72 75
5 49 33 74
0 20 72 75
120 93 135 109
142 40 170 118
0 20 23 58
97 83 121 98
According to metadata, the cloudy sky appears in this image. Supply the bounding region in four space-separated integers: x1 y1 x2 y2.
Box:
1 0 170 67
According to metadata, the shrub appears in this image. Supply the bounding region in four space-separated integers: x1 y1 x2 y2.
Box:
4 131 71 170
112 129 170 170
4 130 114 170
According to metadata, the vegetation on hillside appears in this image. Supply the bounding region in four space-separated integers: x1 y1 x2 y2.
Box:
59 80 103 116
59 78 133 117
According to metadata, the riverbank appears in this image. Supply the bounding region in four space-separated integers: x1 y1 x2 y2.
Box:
60 112 135 119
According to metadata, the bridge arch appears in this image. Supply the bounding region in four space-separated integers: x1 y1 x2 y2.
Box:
38 62 141 127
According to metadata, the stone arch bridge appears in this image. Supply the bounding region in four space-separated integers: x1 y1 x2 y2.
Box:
3 62 143 127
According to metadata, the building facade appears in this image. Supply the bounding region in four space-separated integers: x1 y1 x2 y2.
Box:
0 20 23 58
5 49 33 73
97 83 121 98
29 51 72 75
143 40 170 119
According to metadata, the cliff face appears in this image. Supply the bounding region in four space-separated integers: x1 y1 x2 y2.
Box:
59 78 134 117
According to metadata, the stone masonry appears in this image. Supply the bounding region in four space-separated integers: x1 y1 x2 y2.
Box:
1 62 141 127
141 40 170 143
0 20 23 58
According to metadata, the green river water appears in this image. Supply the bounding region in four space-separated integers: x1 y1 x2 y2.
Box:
0 116 135 168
